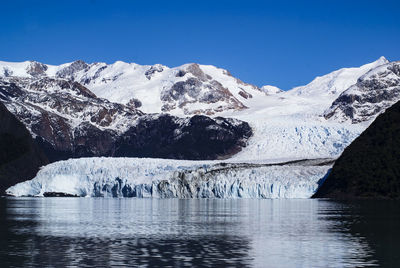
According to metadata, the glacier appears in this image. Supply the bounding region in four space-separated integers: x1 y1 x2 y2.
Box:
6 157 332 199
227 119 365 162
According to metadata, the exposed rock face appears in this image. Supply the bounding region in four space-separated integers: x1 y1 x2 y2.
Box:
0 76 142 161
56 60 89 79
1 67 13 77
161 64 247 114
185 63 211 81
324 61 400 123
313 100 400 199
117 114 252 160
127 98 142 108
0 102 48 195
26 61 48 77
145 64 164 80
0 75 252 162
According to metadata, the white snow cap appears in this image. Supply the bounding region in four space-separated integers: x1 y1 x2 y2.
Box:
260 85 283 95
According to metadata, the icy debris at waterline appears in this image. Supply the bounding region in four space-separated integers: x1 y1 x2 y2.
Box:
6 158 333 199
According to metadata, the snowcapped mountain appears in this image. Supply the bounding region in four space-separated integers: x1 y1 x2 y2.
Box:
0 60 266 115
0 76 143 134
216 57 392 161
0 56 390 118
3 56 400 198
0 75 140 160
324 61 400 123
0 56 397 163
0 74 251 162
286 56 389 107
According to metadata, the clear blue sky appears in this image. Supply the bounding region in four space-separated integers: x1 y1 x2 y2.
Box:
1 0 399 90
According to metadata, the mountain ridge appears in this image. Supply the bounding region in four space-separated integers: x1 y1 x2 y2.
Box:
0 74 252 162
1 56 399 163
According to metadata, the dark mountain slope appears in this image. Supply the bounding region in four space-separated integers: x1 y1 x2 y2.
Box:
0 102 48 194
313 100 400 199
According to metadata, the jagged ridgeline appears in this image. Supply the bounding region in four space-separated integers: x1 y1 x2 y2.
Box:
324 61 400 123
0 102 49 194
0 75 252 163
313 100 400 199
2 57 399 164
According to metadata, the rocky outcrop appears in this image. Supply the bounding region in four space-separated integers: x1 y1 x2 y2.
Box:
56 60 89 79
26 61 48 77
117 114 252 160
0 76 142 161
324 61 400 123
313 100 400 199
145 64 164 80
160 64 247 114
0 102 48 195
33 113 252 162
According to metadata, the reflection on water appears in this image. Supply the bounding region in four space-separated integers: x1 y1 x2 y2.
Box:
0 198 399 267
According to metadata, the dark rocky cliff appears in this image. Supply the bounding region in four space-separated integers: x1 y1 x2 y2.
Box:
116 115 252 160
313 100 400 199
0 102 49 194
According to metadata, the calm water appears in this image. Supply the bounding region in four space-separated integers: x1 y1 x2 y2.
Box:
0 198 399 268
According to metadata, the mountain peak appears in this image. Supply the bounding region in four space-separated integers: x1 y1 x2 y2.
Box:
26 61 48 76
375 56 389 65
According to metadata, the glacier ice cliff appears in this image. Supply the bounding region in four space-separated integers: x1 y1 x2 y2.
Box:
6 158 332 199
